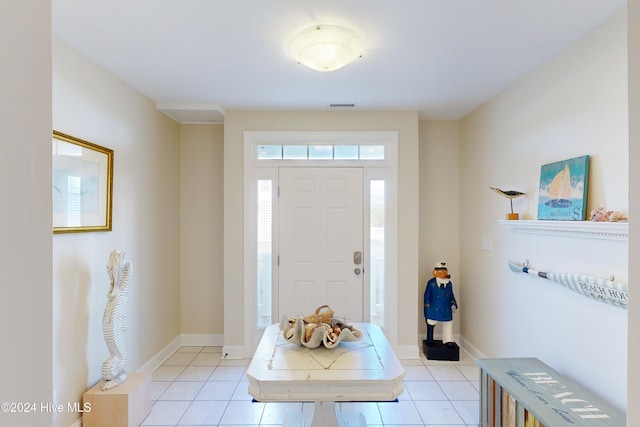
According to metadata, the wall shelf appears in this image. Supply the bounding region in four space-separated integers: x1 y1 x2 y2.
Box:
498 220 628 241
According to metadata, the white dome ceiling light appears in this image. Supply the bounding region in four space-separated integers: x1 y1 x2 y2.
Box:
288 24 364 72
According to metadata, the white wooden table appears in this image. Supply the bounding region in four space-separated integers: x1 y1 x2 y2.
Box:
246 323 405 426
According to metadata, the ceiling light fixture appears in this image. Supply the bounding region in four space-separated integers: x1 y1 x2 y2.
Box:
288 24 364 72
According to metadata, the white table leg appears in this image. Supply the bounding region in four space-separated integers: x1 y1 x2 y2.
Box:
311 401 339 427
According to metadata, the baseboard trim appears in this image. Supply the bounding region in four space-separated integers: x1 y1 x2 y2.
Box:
137 335 182 374
221 345 244 360
396 344 420 359
137 333 225 373
181 333 224 347
457 335 486 359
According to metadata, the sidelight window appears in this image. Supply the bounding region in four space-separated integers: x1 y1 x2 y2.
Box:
370 180 385 327
256 180 273 327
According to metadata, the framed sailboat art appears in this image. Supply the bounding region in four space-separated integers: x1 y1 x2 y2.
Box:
537 155 590 220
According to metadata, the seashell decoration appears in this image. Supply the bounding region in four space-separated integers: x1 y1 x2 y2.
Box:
279 305 362 349
590 204 629 222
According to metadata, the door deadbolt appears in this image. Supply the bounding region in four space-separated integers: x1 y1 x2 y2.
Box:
353 251 362 265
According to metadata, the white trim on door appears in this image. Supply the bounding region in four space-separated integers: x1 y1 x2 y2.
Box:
243 131 399 357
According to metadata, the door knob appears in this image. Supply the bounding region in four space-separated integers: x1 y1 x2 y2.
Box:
354 268 361 275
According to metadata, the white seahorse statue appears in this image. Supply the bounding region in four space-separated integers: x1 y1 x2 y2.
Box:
101 250 132 391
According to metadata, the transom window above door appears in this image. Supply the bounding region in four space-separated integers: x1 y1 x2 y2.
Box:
257 144 385 160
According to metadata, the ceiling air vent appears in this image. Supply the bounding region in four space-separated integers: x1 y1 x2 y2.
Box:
328 103 357 109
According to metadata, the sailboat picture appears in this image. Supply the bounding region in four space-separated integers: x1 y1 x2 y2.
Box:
538 155 590 220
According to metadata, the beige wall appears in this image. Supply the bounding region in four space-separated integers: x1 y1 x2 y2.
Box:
53 39 182 427
180 124 225 336
628 0 639 424
4 3 637 426
223 111 420 354
459 10 628 411
418 121 460 338
0 1 53 426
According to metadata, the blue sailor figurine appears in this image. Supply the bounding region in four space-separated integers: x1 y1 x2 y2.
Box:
424 262 458 347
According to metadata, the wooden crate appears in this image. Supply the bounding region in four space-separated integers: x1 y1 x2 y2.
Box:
477 358 625 427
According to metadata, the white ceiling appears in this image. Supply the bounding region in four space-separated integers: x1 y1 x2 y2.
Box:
52 0 626 123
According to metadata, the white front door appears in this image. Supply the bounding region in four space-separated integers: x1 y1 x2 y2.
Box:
278 167 364 322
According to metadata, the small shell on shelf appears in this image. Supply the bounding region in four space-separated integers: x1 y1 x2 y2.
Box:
590 204 629 222
609 211 628 222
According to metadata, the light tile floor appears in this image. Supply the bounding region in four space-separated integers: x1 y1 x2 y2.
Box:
142 345 480 426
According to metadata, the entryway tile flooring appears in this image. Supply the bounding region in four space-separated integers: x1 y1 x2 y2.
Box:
141 345 480 426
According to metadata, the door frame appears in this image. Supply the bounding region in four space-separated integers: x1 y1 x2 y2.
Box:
243 131 399 356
